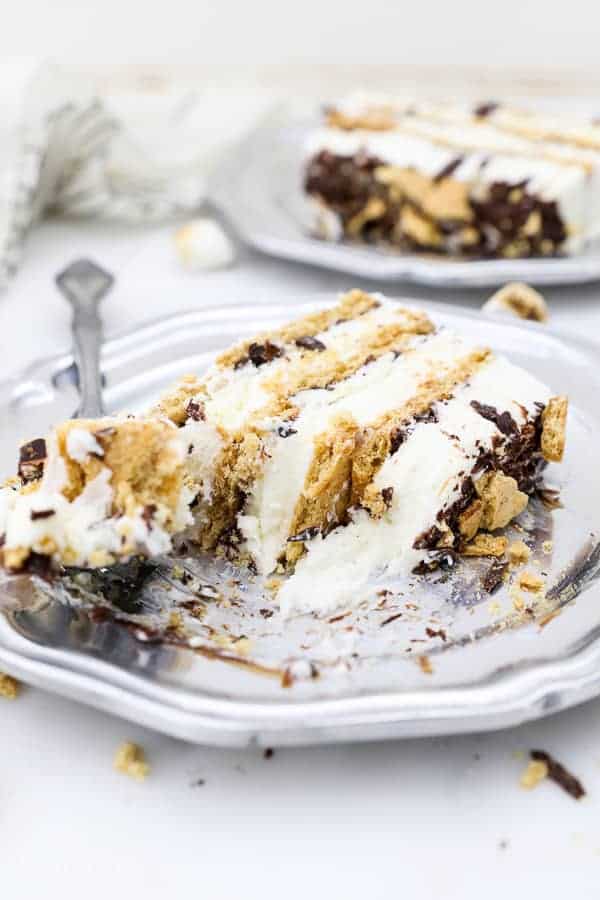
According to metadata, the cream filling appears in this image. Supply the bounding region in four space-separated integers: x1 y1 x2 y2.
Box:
277 355 551 617
238 329 483 575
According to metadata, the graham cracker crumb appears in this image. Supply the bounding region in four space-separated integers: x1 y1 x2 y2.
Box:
520 759 549 790
542 540 553 554
518 571 545 593
0 671 20 699
508 540 530 565
541 396 568 462
418 654 433 675
462 533 507 557
114 742 150 781
483 282 549 323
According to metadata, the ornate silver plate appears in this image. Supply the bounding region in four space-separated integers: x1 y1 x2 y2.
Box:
211 115 600 288
0 297 599 747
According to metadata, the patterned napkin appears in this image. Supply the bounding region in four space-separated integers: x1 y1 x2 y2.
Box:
0 60 275 288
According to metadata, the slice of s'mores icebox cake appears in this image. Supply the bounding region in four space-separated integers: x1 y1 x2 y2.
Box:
304 93 600 258
0 291 568 616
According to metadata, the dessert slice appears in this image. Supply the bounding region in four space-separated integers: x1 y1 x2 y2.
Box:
0 292 567 620
304 93 598 257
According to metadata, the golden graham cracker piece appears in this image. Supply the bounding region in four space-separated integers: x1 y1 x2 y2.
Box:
114 742 150 781
475 472 528 531
520 759 548 790
541 396 568 462
507 540 531 565
462 533 508 558
457 499 484 541
517 571 545 593
0 672 20 699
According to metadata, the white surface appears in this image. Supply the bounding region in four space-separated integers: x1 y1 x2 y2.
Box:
2 216 600 898
5 5 600 69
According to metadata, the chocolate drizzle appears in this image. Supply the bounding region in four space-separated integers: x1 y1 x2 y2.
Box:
18 438 46 484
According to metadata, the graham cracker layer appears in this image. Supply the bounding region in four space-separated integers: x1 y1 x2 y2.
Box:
216 290 382 370
352 348 492 509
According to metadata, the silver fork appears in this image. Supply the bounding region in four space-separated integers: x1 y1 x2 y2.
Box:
55 258 114 418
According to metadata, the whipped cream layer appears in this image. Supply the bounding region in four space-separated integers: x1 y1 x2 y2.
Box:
277 355 551 617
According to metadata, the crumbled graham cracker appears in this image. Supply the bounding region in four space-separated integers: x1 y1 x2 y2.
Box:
483 282 549 323
542 540 553 554
462 533 507 557
518 571 545 593
475 472 528 531
0 672 20 699
114 742 150 781
418 655 433 675
541 396 568 462
508 540 530 565
520 759 548 790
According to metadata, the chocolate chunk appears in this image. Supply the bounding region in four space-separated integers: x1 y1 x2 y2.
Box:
471 400 518 436
263 748 275 760
23 552 53 579
481 559 508 593
474 101 499 118
413 525 443 550
413 549 458 574
142 504 157 527
381 486 394 508
414 406 439 425
247 341 283 367
287 526 320 543
295 335 326 352
186 399 205 421
18 438 46 484
259 608 274 619
277 424 298 438
30 509 55 521
530 750 585 800
434 156 464 182
426 626 447 641
389 427 405 456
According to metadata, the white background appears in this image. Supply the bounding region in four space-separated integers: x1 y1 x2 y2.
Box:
3 1 600 69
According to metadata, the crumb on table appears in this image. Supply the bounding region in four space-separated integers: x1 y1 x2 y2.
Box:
517 571 545 593
114 742 150 781
0 671 20 700
520 759 549 790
